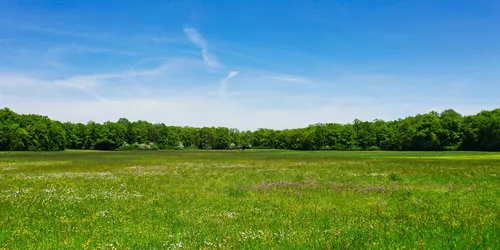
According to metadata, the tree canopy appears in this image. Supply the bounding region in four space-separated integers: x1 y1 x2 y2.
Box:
1 107 500 151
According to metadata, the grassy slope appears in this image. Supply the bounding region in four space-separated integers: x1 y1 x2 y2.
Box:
0 150 499 249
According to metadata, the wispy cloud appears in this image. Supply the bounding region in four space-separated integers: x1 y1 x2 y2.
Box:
53 74 114 90
44 45 144 67
45 60 66 69
0 60 184 102
52 60 180 90
183 27 221 68
0 74 47 87
219 71 239 96
219 49 274 65
67 45 144 56
147 35 186 44
20 26 109 40
3 73 112 101
1 67 491 130
267 75 311 84
3 91 491 131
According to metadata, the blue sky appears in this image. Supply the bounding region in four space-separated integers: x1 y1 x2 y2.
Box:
0 0 499 130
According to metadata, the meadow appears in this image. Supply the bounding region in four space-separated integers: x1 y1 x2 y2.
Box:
0 150 499 249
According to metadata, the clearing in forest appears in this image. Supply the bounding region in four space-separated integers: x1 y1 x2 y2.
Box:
0 150 499 249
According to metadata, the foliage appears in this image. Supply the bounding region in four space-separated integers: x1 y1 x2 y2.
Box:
2 107 500 151
118 142 157 151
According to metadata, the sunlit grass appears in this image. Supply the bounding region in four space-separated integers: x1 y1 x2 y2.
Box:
0 150 499 249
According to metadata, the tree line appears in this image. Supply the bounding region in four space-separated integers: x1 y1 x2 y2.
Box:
1 107 499 151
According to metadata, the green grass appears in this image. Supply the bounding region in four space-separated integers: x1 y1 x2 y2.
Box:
1 150 499 249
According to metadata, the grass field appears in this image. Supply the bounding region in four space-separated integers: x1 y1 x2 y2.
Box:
1 150 499 249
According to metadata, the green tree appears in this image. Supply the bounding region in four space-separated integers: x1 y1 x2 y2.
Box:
439 109 463 150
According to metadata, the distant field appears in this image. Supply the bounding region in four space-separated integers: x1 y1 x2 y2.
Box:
1 150 499 249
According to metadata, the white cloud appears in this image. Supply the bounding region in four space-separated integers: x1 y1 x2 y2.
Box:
51 59 189 89
0 73 111 101
183 27 221 68
2 93 495 131
182 27 206 48
0 74 48 87
0 59 185 101
268 75 311 84
1 28 494 131
0 70 492 130
1 74 494 130
219 71 239 96
53 74 114 90
20 26 109 40
64 45 144 56
144 34 187 44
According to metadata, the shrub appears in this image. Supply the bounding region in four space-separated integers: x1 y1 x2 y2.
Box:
349 145 363 151
118 142 157 150
140 143 152 150
366 146 381 151
119 142 139 150
331 144 347 150
443 145 459 151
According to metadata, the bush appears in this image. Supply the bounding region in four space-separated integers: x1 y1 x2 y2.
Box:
177 142 184 150
118 142 140 150
229 143 236 150
118 142 157 150
443 145 459 151
331 144 347 150
349 145 363 151
366 146 381 151
142 143 152 150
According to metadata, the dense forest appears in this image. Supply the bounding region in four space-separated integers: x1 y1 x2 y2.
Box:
1 107 500 151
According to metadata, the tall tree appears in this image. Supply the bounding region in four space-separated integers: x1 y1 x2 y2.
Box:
1 107 500 152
